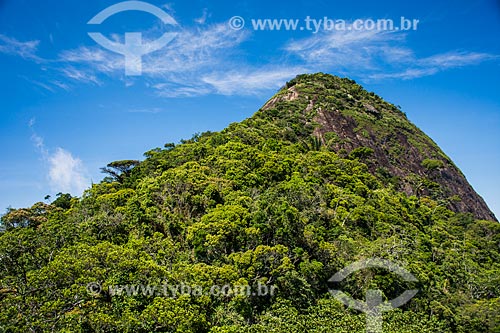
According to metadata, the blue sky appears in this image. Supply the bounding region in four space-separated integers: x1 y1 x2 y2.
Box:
0 0 499 218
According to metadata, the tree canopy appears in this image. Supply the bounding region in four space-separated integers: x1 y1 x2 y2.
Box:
0 74 498 332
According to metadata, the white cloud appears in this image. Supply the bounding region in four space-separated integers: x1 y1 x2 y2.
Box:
29 118 49 157
368 51 497 80
60 66 101 85
127 107 163 113
30 80 56 92
0 34 42 62
285 29 404 70
54 23 250 95
142 23 248 76
51 80 71 91
417 51 497 68
202 67 307 95
31 132 47 155
20 76 71 93
368 68 439 80
29 120 90 195
4 16 498 96
284 26 497 81
48 148 89 194
52 22 498 93
161 3 175 13
59 47 123 74
152 81 212 97
57 23 247 78
194 8 209 24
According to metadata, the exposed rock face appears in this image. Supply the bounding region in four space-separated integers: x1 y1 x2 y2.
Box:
312 106 496 221
261 73 497 221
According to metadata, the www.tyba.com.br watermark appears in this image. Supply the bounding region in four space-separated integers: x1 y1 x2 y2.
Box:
229 16 420 33
86 281 277 298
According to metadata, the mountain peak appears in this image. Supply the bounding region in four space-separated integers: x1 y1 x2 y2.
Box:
258 73 496 221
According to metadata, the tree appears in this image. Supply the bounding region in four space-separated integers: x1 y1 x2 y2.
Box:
100 160 139 183
52 193 72 209
0 202 51 229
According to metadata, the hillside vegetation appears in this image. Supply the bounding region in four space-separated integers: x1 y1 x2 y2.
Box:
1 73 498 332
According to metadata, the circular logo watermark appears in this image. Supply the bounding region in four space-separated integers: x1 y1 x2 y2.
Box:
329 258 419 333
87 1 179 76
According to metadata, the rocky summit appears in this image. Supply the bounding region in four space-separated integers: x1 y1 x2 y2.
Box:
262 73 496 221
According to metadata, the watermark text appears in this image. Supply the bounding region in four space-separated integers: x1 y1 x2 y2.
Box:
229 16 420 33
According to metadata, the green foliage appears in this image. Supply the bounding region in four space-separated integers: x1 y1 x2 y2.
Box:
421 158 445 170
101 160 140 184
349 147 374 160
0 73 498 332
52 192 73 209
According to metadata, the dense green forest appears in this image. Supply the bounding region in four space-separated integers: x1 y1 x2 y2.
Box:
1 74 499 332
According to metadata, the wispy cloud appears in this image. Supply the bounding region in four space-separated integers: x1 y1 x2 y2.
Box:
417 51 497 68
55 23 254 96
127 107 163 113
60 66 101 85
142 23 248 76
368 68 439 80
151 81 212 97
3 16 498 97
202 67 307 95
29 118 48 156
368 51 497 80
0 34 42 62
58 23 247 78
285 29 402 68
194 8 209 24
19 75 71 93
58 46 123 73
284 26 497 81
29 118 90 195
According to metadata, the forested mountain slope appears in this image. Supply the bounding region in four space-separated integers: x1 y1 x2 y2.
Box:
1 73 498 332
